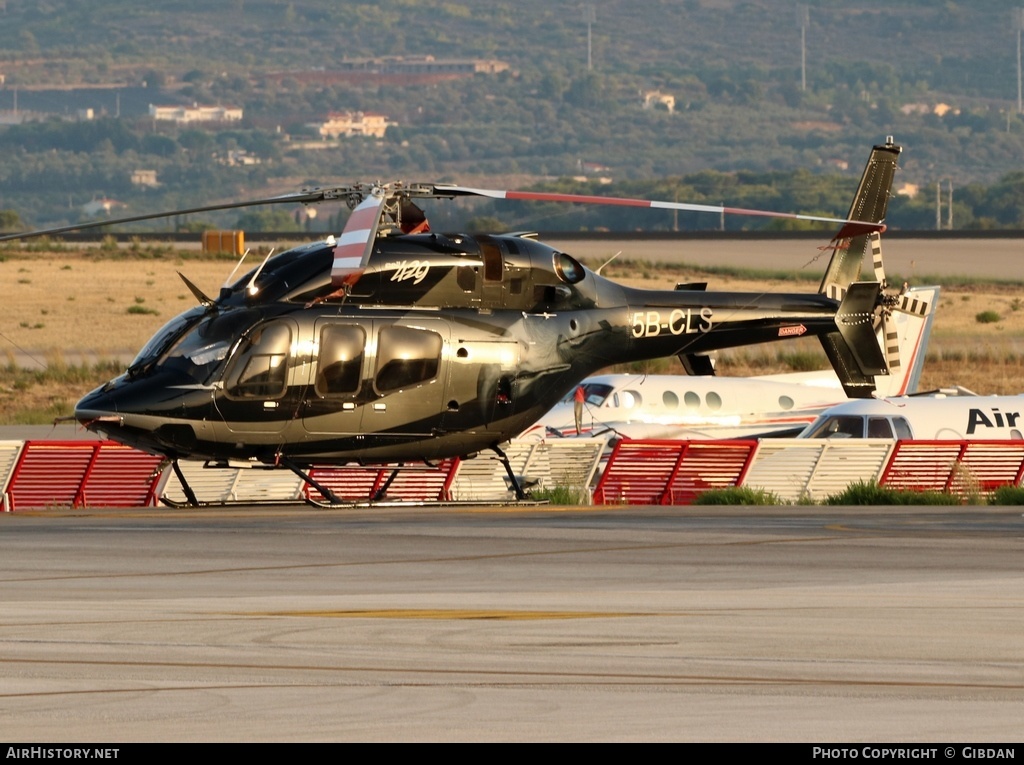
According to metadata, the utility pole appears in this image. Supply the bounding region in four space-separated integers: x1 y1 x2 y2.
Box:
935 180 954 230
797 5 809 91
947 179 953 230
583 5 596 71
1016 8 1024 114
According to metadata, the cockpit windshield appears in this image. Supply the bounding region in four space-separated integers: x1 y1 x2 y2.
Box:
562 383 614 407
802 415 865 439
129 309 205 374
149 308 258 384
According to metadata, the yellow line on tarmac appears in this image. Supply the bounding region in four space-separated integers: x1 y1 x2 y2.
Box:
250 609 646 620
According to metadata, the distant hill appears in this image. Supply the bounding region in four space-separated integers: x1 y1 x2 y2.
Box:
1 1 1023 228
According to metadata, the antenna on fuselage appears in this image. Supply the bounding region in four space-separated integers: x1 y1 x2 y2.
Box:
595 250 622 275
245 248 276 297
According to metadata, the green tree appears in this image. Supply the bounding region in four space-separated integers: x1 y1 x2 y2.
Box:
235 209 301 232
0 209 24 232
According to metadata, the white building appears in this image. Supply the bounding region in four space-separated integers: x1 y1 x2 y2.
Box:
314 111 391 139
148 104 243 124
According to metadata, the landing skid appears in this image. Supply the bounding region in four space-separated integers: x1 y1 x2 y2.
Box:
160 451 547 508
160 495 549 509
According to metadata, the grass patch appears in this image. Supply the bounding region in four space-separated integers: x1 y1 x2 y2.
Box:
975 310 1001 324
692 486 782 505
0 356 124 425
529 485 589 505
824 480 960 505
777 350 823 372
126 304 159 315
987 485 1024 505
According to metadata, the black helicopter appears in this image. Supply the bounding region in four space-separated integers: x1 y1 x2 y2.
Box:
2 138 924 502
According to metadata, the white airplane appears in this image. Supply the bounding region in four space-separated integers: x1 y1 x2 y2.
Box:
798 393 1024 440
520 285 940 442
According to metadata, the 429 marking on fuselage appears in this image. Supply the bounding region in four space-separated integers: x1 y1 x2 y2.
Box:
631 308 713 338
386 260 431 284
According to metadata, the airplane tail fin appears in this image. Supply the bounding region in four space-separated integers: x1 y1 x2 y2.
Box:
816 138 908 398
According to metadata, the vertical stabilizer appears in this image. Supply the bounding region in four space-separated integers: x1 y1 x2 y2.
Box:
818 138 902 398
819 138 902 298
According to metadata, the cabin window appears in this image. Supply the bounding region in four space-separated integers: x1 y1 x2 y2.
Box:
566 383 613 407
621 390 642 409
553 252 585 284
224 321 292 399
315 325 365 396
684 391 701 410
706 392 722 411
457 266 477 292
374 325 443 393
663 391 679 410
893 418 912 439
867 417 894 438
481 239 503 281
778 395 794 411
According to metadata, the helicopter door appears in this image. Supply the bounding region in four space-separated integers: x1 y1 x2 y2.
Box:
303 319 449 441
302 320 371 436
364 321 449 440
215 318 300 435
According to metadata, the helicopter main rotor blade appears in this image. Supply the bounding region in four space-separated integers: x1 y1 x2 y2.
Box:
0 190 334 243
431 184 885 233
331 189 387 288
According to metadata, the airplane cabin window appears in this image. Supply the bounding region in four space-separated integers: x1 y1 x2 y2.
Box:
225 321 292 399
867 417 894 438
316 325 365 396
778 395 794 411
706 391 722 411
893 418 912 439
684 391 700 410
621 390 642 409
374 325 443 393
663 391 679 409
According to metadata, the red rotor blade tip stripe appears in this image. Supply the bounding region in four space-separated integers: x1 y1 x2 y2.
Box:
331 195 382 287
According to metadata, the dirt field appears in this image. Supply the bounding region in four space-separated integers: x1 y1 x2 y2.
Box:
1 239 1022 423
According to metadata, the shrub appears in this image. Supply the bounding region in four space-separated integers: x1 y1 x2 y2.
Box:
693 486 782 505
529 485 589 505
825 480 960 505
988 485 1024 505
975 310 1001 324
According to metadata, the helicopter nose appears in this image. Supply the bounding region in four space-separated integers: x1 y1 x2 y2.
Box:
75 384 124 434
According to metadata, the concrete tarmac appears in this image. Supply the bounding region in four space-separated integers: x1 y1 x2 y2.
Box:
1 504 1021 742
